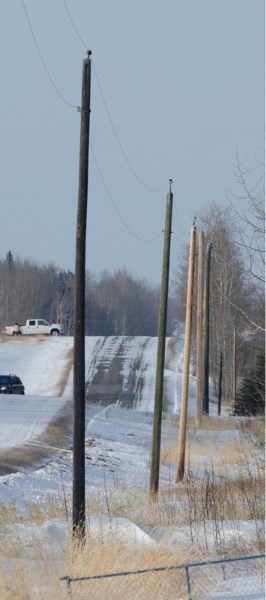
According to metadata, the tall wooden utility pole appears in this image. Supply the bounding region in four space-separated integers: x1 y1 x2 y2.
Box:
218 352 223 416
232 327 237 414
150 180 173 501
176 224 197 482
73 53 91 541
195 230 204 427
202 242 212 415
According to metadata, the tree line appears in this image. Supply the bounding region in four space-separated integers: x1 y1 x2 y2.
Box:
0 255 176 338
175 155 265 414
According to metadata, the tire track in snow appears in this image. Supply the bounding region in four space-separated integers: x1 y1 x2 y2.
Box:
0 336 184 473
85 336 158 409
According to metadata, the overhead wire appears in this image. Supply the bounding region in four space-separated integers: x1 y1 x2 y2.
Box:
90 144 162 243
20 0 166 243
172 197 186 236
61 0 166 241
62 0 168 193
91 62 167 193
62 0 88 51
21 0 78 110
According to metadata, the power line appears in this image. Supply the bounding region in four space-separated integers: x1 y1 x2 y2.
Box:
92 62 167 193
90 144 163 243
61 0 168 193
20 1 163 245
21 0 78 110
173 197 186 236
62 0 88 51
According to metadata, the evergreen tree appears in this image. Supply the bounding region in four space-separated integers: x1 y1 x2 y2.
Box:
5 250 15 270
235 351 265 416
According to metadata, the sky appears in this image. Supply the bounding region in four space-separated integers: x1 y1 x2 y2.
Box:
0 1 264 286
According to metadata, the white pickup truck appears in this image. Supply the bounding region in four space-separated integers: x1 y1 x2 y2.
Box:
2 319 64 336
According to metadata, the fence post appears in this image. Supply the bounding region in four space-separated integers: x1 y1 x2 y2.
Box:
60 576 74 600
185 565 193 600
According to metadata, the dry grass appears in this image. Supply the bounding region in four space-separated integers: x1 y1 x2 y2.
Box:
188 414 238 430
66 537 196 600
0 499 263 600
0 415 264 599
163 437 251 473
160 436 242 467
0 532 194 600
0 335 45 344
168 414 239 431
161 416 263 471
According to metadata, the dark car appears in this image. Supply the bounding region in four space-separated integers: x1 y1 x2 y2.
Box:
0 374 25 395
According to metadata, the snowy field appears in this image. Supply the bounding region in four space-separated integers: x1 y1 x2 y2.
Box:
0 335 187 502
0 335 264 599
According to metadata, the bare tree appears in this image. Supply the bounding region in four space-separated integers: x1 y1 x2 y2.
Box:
175 204 258 400
198 205 250 398
228 150 265 332
85 268 174 336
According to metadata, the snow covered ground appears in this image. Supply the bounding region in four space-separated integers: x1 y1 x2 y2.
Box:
0 335 186 502
0 335 264 599
0 334 196 454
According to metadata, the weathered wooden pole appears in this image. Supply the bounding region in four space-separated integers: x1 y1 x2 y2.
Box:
73 53 91 541
176 224 197 482
232 327 237 414
150 180 173 501
218 352 223 415
195 230 204 427
202 242 212 415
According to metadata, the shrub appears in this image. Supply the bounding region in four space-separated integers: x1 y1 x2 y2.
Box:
235 351 265 416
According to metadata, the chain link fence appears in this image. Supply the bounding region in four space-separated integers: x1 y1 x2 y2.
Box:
61 553 265 599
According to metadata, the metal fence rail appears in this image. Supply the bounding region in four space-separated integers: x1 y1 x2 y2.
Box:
61 553 265 599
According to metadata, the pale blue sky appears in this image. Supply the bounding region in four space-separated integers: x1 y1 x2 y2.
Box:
0 1 264 285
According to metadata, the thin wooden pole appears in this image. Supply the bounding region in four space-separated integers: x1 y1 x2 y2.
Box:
218 352 223 415
195 230 204 427
73 53 91 541
150 180 173 501
232 327 237 414
176 225 197 482
202 242 212 415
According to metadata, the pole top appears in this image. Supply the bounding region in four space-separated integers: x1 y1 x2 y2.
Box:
169 179 173 193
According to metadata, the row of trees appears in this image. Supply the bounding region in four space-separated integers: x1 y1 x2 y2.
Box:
85 270 174 336
0 255 176 338
175 154 265 413
1 253 74 335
